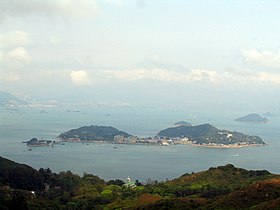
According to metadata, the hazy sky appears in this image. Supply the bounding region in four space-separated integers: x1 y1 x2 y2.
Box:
1 0 280 111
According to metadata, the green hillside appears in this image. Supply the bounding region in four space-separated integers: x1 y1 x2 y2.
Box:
1 156 280 209
0 156 44 191
158 124 265 145
58 125 132 141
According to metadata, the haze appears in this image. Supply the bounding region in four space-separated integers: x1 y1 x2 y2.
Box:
1 0 280 113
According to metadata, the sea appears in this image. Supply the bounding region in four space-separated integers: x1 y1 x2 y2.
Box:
1 106 280 182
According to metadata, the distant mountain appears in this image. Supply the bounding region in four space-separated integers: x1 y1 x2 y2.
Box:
174 121 192 126
58 125 132 141
235 113 268 123
262 112 277 118
0 91 27 106
157 123 265 145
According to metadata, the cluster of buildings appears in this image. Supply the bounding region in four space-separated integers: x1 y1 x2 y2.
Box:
113 135 192 146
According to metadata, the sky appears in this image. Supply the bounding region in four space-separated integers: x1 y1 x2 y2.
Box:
1 0 280 111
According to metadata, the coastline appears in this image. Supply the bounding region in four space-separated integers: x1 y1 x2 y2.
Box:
58 138 266 149
192 143 266 149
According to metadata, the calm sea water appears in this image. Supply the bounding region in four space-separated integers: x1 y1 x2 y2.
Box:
0 106 280 181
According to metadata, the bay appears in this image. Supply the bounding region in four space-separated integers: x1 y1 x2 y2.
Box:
1 106 279 181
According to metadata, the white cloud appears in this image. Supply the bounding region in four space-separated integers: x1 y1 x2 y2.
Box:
0 0 100 21
0 31 29 48
241 48 280 69
255 72 280 85
0 71 20 82
188 69 220 83
8 47 31 63
104 68 222 84
70 70 92 86
103 67 280 87
105 68 179 81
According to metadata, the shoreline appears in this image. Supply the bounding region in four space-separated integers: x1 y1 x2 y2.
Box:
58 139 266 149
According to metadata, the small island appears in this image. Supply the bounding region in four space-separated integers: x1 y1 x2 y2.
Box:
235 113 268 123
262 112 277 118
23 138 55 147
174 121 192 126
57 124 265 148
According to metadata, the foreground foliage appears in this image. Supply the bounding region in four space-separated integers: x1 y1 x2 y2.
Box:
1 156 280 209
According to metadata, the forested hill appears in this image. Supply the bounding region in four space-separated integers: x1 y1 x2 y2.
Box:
0 156 44 190
157 123 265 145
58 125 132 141
1 156 280 209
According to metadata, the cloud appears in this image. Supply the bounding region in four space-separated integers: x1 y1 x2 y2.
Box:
70 70 92 86
103 67 280 87
0 72 20 82
188 69 220 83
241 48 280 69
8 47 31 64
136 0 146 8
0 31 29 48
255 72 280 85
105 68 179 81
104 68 222 84
0 0 100 21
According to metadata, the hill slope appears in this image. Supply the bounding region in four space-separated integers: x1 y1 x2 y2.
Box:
157 124 265 145
0 156 44 190
1 156 280 209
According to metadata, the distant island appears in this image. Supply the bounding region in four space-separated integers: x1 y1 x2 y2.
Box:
235 113 268 123
262 112 277 118
22 138 55 147
157 123 265 148
58 124 265 148
174 121 192 126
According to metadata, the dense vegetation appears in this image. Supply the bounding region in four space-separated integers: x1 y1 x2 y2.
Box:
58 125 131 141
157 124 265 145
1 156 280 209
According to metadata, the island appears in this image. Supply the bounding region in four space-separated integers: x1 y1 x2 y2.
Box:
157 123 265 148
174 121 192 126
57 124 265 148
23 138 55 147
58 125 132 142
262 112 277 118
235 113 268 123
